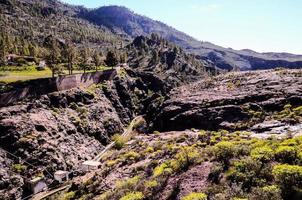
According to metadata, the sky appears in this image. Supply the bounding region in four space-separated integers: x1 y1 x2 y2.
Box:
61 0 302 54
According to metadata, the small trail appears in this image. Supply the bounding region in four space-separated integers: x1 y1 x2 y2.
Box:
93 115 143 162
29 185 71 200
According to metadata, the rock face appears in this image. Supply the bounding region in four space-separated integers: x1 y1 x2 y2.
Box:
0 66 173 198
0 88 126 198
0 149 23 200
151 69 302 135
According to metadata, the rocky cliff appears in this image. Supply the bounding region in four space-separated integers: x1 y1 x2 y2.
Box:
152 69 302 135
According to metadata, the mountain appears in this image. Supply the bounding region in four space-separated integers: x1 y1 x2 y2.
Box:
0 0 124 50
2 0 301 71
82 6 302 71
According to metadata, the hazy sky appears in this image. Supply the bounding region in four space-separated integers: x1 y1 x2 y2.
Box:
61 0 302 54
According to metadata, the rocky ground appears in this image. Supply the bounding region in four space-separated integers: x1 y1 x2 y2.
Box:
0 68 301 200
152 69 302 137
59 69 301 200
0 67 167 199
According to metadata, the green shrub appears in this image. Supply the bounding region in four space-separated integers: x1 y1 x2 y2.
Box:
69 102 78 110
116 176 141 191
274 146 297 164
251 146 274 163
198 130 208 143
123 151 140 161
293 106 302 116
153 162 173 177
280 138 297 146
11 164 27 173
250 185 282 200
152 131 160 135
226 158 258 188
119 192 144 200
208 164 224 183
214 141 236 167
273 164 302 188
76 106 88 117
112 134 128 150
144 180 158 189
62 191 76 200
181 192 207 200
173 146 199 171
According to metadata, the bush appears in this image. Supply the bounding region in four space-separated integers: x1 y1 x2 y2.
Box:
214 141 236 167
274 146 297 164
123 151 140 161
250 185 282 200
153 162 173 177
293 106 302 116
251 146 274 163
112 134 128 150
272 164 302 188
62 191 76 200
11 164 27 173
181 192 207 200
208 164 224 183
116 176 141 191
144 180 158 189
173 146 199 171
119 192 144 200
226 157 263 189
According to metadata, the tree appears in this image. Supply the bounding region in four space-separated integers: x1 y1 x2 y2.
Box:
79 47 90 73
152 50 159 64
45 38 61 78
92 51 102 71
0 35 7 65
105 50 118 68
21 39 30 56
29 43 38 58
63 41 77 75
119 52 127 63
151 33 159 41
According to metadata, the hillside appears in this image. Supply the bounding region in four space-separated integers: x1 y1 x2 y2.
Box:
125 35 216 87
2 0 302 71
82 6 302 71
0 0 125 53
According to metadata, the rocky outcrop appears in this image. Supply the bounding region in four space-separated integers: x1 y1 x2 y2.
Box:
151 69 302 134
0 66 173 198
126 35 216 88
0 149 23 200
0 88 126 197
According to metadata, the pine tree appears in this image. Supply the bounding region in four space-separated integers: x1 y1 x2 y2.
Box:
105 50 118 68
152 50 159 64
63 41 77 75
29 43 38 58
119 52 127 63
45 38 61 78
0 34 7 65
80 47 90 73
92 51 101 71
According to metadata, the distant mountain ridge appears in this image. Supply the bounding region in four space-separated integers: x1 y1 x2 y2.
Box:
1 0 302 70
81 5 302 70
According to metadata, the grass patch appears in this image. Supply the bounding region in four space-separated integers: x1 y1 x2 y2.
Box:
0 65 112 83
